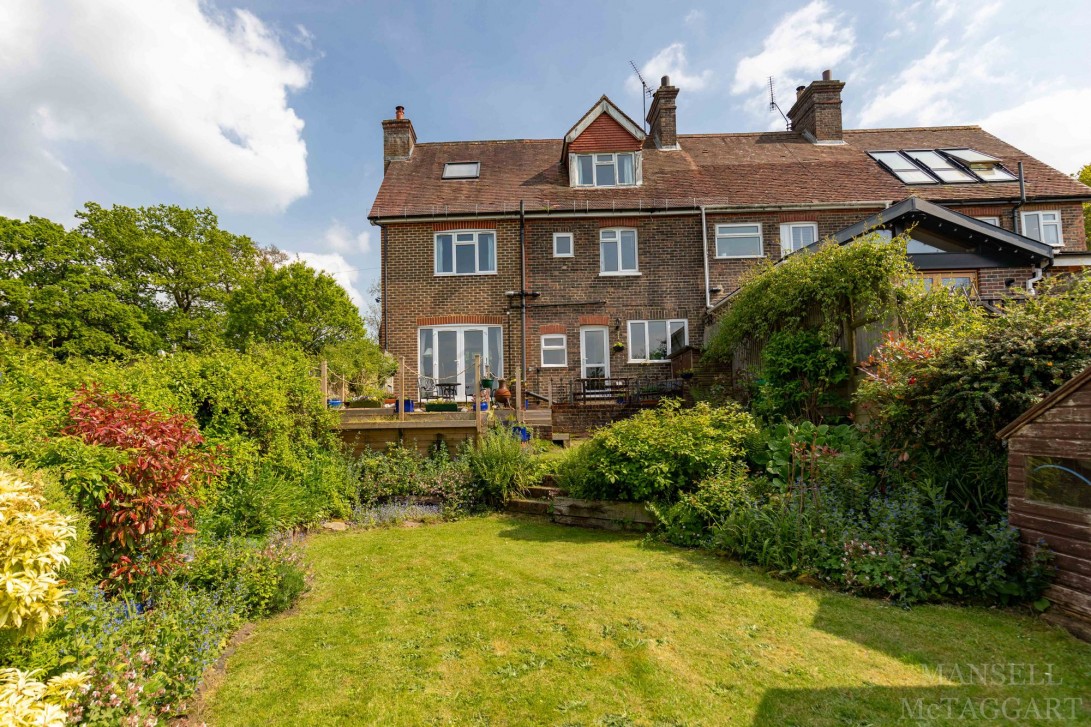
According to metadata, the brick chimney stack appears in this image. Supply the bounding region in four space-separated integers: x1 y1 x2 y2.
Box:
787 70 845 144
647 75 680 151
382 105 416 170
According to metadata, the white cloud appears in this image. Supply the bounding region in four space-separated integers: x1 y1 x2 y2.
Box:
980 88 1091 175
732 0 854 95
684 9 705 27
324 220 373 255
627 43 712 95
857 38 1007 127
292 252 365 310
0 0 310 219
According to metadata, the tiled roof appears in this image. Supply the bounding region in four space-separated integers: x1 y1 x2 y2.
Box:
369 126 1091 220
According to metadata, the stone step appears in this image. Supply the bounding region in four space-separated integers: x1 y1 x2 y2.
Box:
524 485 562 500
505 498 552 516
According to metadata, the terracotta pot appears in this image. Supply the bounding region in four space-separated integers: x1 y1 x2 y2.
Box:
494 378 512 407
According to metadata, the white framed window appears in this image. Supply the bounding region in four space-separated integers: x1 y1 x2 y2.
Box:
600 228 639 275
418 326 503 401
553 232 573 258
1021 211 1063 247
575 152 636 187
435 230 496 275
779 222 818 256
442 162 480 179
628 319 687 363
715 223 763 258
974 216 1001 226
540 334 567 367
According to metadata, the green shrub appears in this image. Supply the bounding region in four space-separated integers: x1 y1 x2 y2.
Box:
181 535 306 619
356 443 475 511
650 463 758 547
461 426 541 506
752 329 849 422
555 401 759 503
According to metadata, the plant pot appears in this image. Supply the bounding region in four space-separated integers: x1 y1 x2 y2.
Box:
494 378 512 407
612 342 625 353
481 377 495 389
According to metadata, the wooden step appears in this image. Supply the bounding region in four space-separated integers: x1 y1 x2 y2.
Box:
505 498 552 515
524 485 562 500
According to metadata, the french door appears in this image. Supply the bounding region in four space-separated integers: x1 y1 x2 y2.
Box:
580 326 610 382
420 326 502 401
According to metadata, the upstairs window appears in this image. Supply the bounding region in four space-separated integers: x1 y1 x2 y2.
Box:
599 228 638 274
435 231 496 275
715 223 763 258
974 216 1001 226
540 335 567 367
1021 211 1063 247
575 152 636 187
779 222 818 256
442 162 480 179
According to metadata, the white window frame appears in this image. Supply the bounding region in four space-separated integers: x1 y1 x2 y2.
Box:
540 334 568 368
1020 210 1064 248
779 222 818 257
552 232 574 258
714 223 764 259
627 319 688 363
417 325 503 401
599 228 639 275
974 216 1001 226
434 230 497 276
573 152 638 187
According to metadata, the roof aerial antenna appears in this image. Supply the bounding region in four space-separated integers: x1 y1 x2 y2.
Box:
630 60 654 132
769 76 790 131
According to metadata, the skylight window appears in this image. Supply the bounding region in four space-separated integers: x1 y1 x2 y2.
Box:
938 149 1018 182
904 150 975 183
868 151 935 184
442 162 480 179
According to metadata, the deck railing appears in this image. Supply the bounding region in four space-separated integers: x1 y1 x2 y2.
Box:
550 376 685 408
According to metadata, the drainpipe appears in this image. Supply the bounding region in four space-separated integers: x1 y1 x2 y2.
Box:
380 225 387 349
1025 265 1044 295
519 200 526 389
1012 161 1026 234
701 205 711 309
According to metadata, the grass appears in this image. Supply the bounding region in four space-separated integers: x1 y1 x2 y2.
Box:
205 515 1091 726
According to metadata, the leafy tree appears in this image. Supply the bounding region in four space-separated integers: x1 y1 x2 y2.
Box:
225 260 366 354
321 337 395 398
1078 163 1091 242
0 216 155 358
76 203 261 350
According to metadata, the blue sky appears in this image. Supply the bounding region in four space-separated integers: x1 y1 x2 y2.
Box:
2 0 1090 308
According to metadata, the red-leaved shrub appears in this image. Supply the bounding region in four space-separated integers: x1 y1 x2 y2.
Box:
64 386 218 586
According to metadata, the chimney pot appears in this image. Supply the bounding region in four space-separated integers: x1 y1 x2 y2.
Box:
395 105 405 120
796 85 805 98
647 76 680 150
822 69 832 81
382 107 416 169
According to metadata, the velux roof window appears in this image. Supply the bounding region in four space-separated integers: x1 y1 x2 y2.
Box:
868 148 1017 184
442 162 480 179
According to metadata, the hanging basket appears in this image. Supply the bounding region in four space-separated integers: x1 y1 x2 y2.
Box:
611 341 626 353
481 377 495 389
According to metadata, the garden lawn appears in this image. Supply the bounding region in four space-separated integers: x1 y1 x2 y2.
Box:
205 516 1091 726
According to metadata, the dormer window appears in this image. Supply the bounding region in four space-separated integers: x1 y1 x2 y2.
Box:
574 152 637 187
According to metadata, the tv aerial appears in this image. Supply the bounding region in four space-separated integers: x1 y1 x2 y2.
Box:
769 76 790 131
630 60 654 131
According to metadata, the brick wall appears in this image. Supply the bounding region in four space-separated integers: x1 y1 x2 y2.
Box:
380 201 1077 399
949 201 1088 252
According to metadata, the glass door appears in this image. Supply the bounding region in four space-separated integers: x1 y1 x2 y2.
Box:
436 329 460 398
463 328 485 400
580 327 610 384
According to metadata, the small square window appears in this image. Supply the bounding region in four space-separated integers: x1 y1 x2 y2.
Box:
553 232 574 258
541 334 567 367
1021 211 1063 247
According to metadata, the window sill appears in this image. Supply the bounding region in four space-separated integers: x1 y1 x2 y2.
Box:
627 359 673 364
599 271 641 277
434 271 499 277
714 254 765 260
553 254 574 259
540 364 568 368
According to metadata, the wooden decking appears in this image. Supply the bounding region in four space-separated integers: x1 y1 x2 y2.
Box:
337 407 552 454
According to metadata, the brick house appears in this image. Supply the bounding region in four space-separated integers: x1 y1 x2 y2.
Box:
369 73 1091 404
